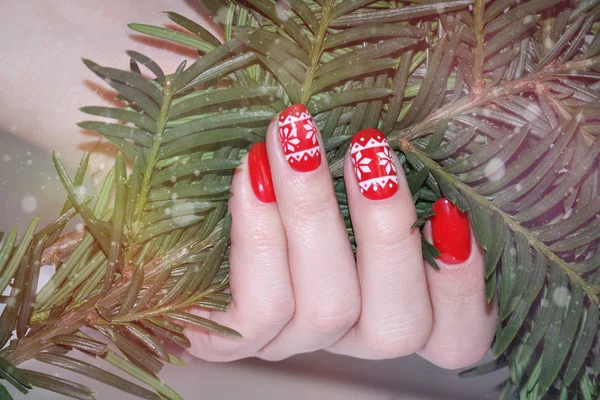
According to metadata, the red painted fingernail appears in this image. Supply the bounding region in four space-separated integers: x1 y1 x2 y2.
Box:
248 142 276 203
350 128 399 200
431 198 471 264
278 104 321 172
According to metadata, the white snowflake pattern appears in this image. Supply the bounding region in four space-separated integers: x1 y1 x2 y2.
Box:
376 146 396 175
353 151 372 180
303 119 317 145
280 125 300 153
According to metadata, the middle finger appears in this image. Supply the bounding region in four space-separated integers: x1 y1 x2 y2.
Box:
259 105 361 360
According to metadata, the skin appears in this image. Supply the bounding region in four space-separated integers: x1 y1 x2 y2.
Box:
1 0 497 368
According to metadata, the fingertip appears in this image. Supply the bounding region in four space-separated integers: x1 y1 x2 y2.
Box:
430 198 472 265
248 142 276 203
423 203 484 271
273 104 322 173
348 128 399 201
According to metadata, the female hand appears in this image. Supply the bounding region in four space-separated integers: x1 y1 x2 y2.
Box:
184 104 497 368
1 1 496 369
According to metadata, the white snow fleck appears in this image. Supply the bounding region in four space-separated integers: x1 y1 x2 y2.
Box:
2 155 11 162
213 6 229 25
74 186 87 197
552 286 571 308
275 1 291 22
21 195 38 214
523 15 535 24
484 158 506 182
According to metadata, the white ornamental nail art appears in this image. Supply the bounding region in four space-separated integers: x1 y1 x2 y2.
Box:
350 128 399 200
278 104 321 172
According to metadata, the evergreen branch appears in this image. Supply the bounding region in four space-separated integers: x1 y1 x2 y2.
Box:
131 76 175 238
389 58 599 142
400 139 599 304
300 0 333 103
1 1 599 398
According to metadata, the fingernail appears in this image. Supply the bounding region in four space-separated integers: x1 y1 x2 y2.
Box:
350 128 399 200
248 142 276 203
278 104 321 172
431 198 471 264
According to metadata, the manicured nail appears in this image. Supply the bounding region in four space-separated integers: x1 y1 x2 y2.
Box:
248 142 276 203
278 104 321 172
431 198 471 264
350 128 399 200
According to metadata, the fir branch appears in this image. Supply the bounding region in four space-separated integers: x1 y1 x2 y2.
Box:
1 1 600 398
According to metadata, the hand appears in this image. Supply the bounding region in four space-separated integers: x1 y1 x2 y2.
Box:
185 105 497 368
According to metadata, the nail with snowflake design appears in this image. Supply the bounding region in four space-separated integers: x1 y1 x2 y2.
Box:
350 128 399 200
278 104 321 172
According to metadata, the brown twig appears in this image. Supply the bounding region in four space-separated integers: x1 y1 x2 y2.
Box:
388 61 576 143
40 231 85 266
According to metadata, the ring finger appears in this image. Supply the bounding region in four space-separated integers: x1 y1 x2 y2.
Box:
328 128 433 359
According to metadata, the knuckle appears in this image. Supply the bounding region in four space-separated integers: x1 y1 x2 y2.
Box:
377 223 421 254
231 214 281 249
423 333 492 370
243 227 282 250
290 192 339 223
363 317 432 359
427 346 488 370
307 300 360 334
252 296 295 327
257 351 292 362
185 328 247 361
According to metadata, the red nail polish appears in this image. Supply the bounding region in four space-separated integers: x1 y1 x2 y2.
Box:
431 198 471 264
350 128 399 200
278 104 321 172
248 142 276 203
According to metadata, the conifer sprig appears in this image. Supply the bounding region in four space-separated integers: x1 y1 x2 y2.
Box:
0 1 599 398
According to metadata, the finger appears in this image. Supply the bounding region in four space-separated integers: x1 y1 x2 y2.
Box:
185 143 294 361
418 199 497 369
327 128 432 359
259 105 361 360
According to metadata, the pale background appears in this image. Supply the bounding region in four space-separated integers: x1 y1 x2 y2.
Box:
0 132 504 399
